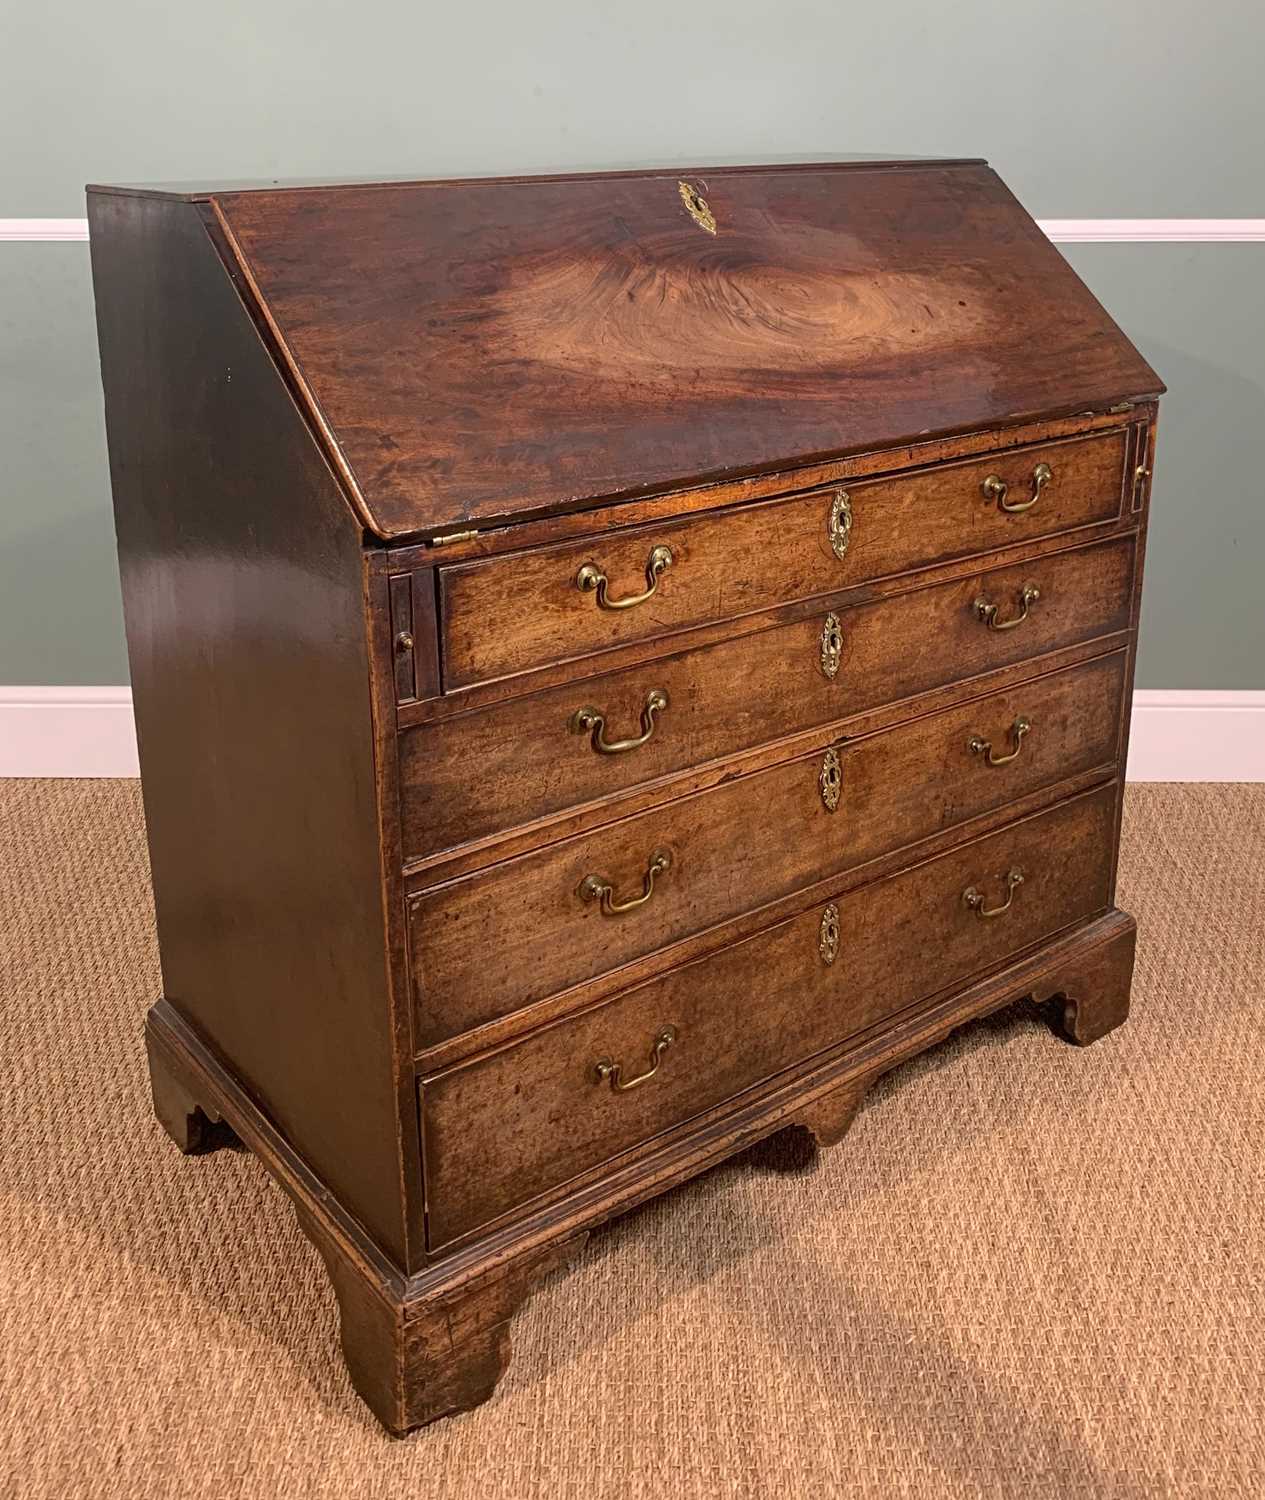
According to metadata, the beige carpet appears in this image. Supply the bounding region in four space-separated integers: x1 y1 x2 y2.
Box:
2 781 1263 1498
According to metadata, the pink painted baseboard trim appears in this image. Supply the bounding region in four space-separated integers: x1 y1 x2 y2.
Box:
3 687 1262 781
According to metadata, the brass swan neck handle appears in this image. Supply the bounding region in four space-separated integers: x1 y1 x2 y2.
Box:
594 1026 678 1092
981 462 1052 514
974 583 1040 632
570 690 668 755
576 545 674 611
580 851 673 916
962 868 1025 920
969 717 1032 767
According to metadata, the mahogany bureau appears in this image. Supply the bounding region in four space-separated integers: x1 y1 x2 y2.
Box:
88 159 1162 1434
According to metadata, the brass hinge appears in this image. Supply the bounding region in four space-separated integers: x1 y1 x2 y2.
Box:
430 529 479 547
1107 401 1135 414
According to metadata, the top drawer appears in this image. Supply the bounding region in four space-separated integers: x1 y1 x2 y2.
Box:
439 428 1129 688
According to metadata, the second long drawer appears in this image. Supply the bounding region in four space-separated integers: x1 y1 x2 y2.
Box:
409 651 1127 1047
399 534 1135 862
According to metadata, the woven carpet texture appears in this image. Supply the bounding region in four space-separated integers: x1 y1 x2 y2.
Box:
1 781 1262 1498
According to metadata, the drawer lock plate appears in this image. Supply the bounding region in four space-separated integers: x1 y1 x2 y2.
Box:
820 747 843 812
828 489 853 562
820 613 843 679
819 903 841 965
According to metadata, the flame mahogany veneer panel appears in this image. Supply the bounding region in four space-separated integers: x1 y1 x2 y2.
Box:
212 163 1160 536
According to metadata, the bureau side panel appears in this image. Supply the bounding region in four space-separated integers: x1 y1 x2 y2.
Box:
88 193 409 1265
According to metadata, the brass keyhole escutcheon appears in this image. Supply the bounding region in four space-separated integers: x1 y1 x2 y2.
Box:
828 490 852 561
819 903 841 966
820 613 843 680
678 180 717 235
820 747 843 812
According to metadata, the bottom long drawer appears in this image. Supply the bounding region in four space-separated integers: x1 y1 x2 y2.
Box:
420 782 1118 1248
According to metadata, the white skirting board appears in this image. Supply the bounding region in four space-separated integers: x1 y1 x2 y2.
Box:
1 686 1263 781
0 688 140 778
1124 691 1265 782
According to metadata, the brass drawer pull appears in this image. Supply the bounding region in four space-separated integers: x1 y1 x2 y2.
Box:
962 868 1024 920
570 689 668 755
974 583 1040 632
594 1026 677 1092
580 850 672 915
982 461 1052 514
969 716 1031 767
576 545 674 611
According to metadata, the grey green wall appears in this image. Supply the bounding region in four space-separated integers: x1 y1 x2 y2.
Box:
3 2 1263 686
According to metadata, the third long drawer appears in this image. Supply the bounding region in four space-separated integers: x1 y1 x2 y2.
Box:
409 650 1127 1048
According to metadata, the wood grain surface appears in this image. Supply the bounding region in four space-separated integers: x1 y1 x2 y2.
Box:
210 164 1161 538
421 783 1118 1247
88 191 411 1264
399 535 1136 861
440 427 1128 688
409 652 1127 1046
88 158 1159 1435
